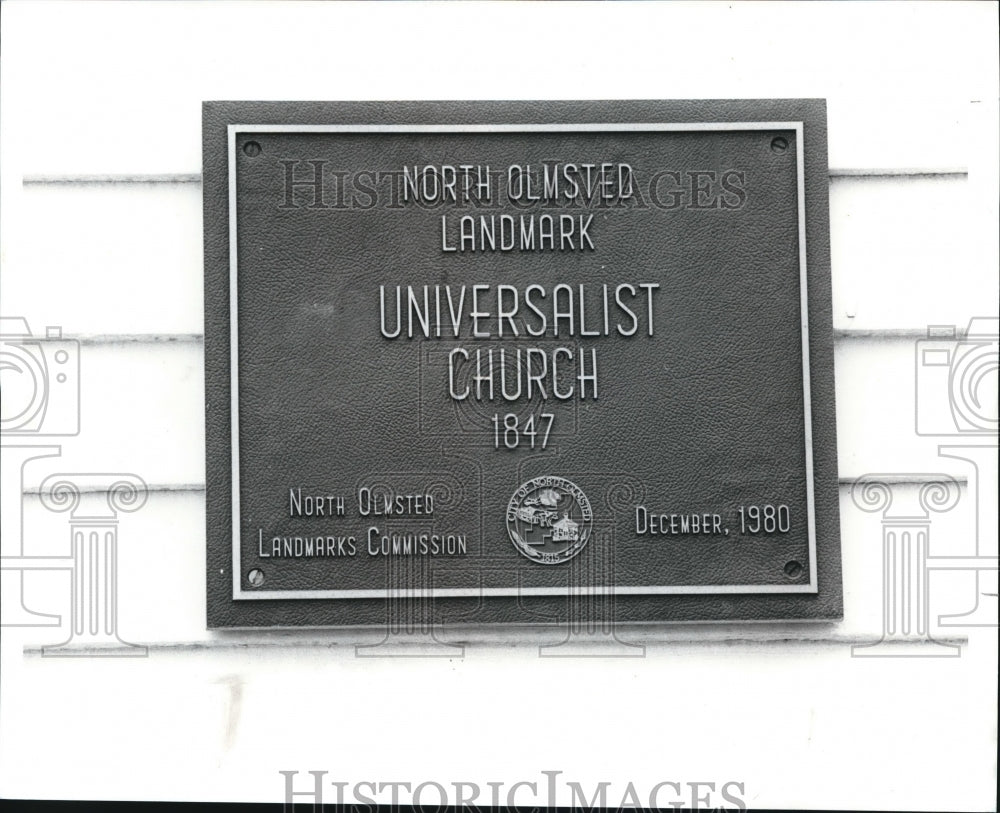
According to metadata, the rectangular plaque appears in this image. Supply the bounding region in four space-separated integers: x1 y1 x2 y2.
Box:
204 100 842 628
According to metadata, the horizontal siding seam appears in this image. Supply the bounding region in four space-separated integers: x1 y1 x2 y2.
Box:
20 475 969 497
22 634 969 655
38 329 986 345
23 168 970 186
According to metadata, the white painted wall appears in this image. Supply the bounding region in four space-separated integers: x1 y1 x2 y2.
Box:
1 2 997 808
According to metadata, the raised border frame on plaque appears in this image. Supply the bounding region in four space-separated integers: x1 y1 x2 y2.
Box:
204 100 842 628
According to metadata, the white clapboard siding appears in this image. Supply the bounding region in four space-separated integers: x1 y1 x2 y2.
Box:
831 174 996 331
7 620 994 808
16 341 205 491
834 336 998 479
9 173 994 336
17 483 977 644
8 182 205 336
13 330 986 492
2 4 997 809
9 495 997 811
1 3 989 176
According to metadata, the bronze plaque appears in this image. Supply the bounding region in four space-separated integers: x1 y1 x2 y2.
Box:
203 100 841 628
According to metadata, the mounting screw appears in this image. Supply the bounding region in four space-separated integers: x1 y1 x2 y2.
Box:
770 136 789 154
243 141 262 158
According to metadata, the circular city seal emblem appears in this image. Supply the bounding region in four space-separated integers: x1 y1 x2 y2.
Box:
506 476 593 564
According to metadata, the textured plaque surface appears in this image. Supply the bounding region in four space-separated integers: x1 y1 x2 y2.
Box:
204 100 841 628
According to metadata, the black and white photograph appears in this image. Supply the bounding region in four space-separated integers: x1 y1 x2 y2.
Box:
1 2 997 810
